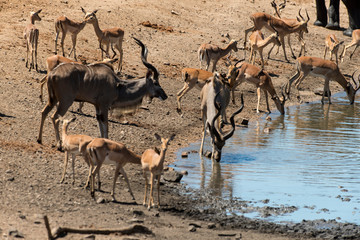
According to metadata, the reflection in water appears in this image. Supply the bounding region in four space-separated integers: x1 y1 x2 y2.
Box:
174 93 360 224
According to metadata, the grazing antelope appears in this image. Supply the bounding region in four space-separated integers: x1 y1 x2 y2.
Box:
198 39 238 72
60 118 93 186
84 9 124 73
54 7 89 60
285 56 360 104
176 68 213 114
141 133 175 210
37 38 167 150
200 73 244 162
227 59 286 114
323 34 344 65
248 29 281 68
24 9 42 72
340 29 360 62
244 9 309 62
87 138 141 201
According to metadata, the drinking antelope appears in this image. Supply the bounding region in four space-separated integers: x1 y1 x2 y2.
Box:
200 73 244 162
285 56 360 104
226 59 287 114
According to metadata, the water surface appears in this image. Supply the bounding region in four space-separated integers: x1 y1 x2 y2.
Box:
174 94 360 224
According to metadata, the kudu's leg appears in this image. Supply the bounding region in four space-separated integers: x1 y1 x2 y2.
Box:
37 100 57 144
95 107 109 139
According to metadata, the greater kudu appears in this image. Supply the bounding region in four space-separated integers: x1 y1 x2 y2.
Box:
200 73 244 162
37 38 168 149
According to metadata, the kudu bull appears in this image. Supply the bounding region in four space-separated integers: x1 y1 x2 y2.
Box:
37 38 168 149
200 73 244 162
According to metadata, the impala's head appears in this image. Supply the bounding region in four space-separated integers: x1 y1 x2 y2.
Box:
30 9 42 23
225 59 245 89
229 40 239 52
296 9 310 33
83 8 98 23
272 84 288 115
346 70 360 104
155 133 175 153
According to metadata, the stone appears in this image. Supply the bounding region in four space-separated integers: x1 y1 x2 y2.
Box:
181 151 188 158
163 171 183 182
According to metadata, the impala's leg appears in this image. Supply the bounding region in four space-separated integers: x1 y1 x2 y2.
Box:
323 46 328 59
60 32 66 57
30 33 35 70
205 57 210 71
249 47 254 63
280 36 289 62
256 87 261 113
286 70 301 97
69 34 77 60
143 170 148 206
115 41 123 72
25 40 30 70
211 60 218 72
156 174 161 208
335 51 339 65
54 29 60 54
287 35 296 59
71 153 76 185
294 73 307 102
77 102 84 114
148 173 155 209
264 90 271 113
118 167 136 201
298 32 305 57
37 99 57 144
34 33 39 72
60 151 69 183
341 42 356 62
323 78 331 104
90 163 102 198
105 42 111 59
244 26 254 53
176 84 192 113
259 49 265 69
267 43 276 59
232 88 236 105
349 45 359 59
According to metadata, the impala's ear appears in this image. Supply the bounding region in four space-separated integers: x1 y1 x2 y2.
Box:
93 9 98 14
36 9 42 14
154 133 161 141
81 7 86 14
169 134 176 142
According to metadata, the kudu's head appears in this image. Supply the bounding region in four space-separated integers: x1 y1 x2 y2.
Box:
133 37 168 102
208 92 244 162
296 9 310 33
30 9 42 24
345 70 360 104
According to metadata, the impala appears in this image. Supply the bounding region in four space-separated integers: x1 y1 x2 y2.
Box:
60 118 93 186
200 73 244 162
323 34 344 65
248 28 281 68
141 133 175 209
244 9 309 62
37 38 167 149
54 7 89 60
84 9 124 73
226 59 286 114
340 29 360 62
176 68 213 114
285 56 360 104
198 38 238 72
24 9 42 72
87 138 141 201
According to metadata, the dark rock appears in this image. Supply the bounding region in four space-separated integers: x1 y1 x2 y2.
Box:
163 171 183 182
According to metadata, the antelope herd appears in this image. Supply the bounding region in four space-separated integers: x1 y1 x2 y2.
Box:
18 1 359 209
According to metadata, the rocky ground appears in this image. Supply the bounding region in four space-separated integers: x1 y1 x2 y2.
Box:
0 0 360 239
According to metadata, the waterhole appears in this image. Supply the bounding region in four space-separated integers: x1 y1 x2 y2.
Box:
174 93 360 224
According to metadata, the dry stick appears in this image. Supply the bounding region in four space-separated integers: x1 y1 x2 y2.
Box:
43 215 153 239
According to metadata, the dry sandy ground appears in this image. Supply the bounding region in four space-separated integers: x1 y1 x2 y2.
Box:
0 0 359 239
